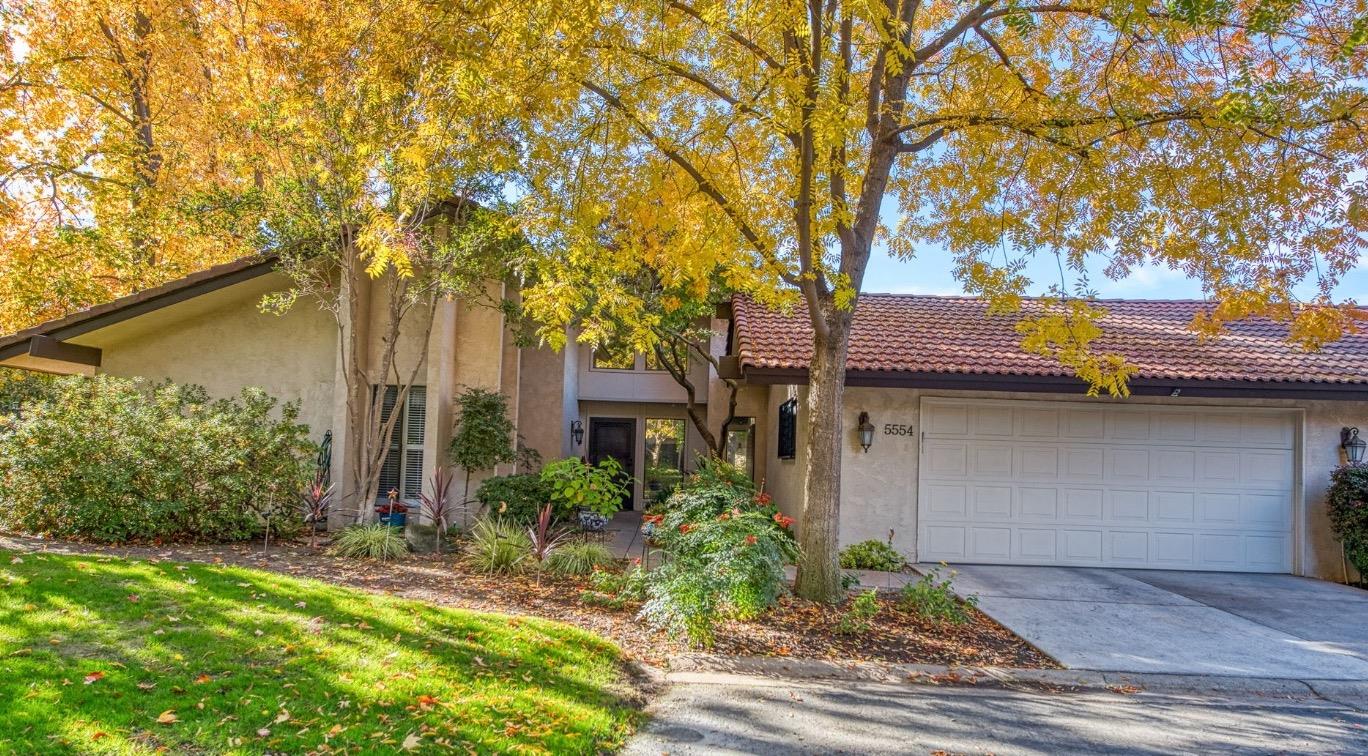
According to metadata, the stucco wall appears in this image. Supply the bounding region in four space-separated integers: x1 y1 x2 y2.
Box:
95 274 337 440
757 384 1364 582
517 343 568 466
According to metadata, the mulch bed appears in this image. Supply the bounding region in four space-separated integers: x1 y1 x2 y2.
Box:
0 533 1053 669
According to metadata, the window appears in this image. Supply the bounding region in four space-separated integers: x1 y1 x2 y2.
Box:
592 343 636 370
376 385 426 499
724 417 755 478
777 399 797 460
644 342 687 372
644 418 686 504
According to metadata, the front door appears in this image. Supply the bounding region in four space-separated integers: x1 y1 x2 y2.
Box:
588 417 636 510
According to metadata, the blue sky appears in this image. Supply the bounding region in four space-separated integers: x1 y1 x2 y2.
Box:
864 241 1368 302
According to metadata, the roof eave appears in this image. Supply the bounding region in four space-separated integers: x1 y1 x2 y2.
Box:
740 365 1368 401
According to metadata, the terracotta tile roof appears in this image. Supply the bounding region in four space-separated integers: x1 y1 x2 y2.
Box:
732 294 1368 386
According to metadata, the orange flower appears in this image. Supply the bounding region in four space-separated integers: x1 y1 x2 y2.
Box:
718 512 730 521
773 513 795 529
745 534 758 545
679 523 695 534
754 492 773 506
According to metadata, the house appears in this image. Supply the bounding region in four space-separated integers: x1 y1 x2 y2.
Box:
721 294 1368 583
1 260 1363 582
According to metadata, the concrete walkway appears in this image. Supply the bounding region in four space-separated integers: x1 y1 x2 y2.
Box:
941 565 1368 680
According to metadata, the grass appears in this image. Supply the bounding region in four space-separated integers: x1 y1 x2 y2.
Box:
0 549 639 754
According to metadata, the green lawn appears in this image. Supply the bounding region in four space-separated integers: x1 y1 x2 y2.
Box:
0 550 639 754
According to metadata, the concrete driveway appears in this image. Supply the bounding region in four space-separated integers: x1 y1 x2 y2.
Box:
942 565 1368 680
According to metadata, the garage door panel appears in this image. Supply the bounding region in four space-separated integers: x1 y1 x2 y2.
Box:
1062 408 1106 439
919 399 1295 573
1064 448 1104 480
1062 489 1104 520
1060 529 1104 561
973 486 1012 517
1110 448 1150 481
1019 487 1058 519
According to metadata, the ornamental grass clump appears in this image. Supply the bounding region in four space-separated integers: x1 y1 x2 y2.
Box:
467 516 531 574
1328 464 1368 581
639 464 798 646
547 541 618 576
330 523 411 560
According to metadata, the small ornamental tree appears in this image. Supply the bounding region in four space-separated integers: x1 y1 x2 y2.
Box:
1328 465 1368 581
449 387 518 525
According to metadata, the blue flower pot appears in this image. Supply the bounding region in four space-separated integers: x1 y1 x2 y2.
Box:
378 512 407 528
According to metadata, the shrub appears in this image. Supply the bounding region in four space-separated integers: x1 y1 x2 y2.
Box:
330 524 410 560
0 376 315 543
837 589 880 635
476 473 552 525
467 517 530 574
580 566 648 609
899 565 978 624
542 457 630 518
1328 465 1368 580
547 541 618 576
839 540 908 572
639 473 798 646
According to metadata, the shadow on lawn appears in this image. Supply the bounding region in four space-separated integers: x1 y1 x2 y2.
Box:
0 551 643 753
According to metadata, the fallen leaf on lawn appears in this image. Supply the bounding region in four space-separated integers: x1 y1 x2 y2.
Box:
416 695 439 710
194 674 212 685
156 710 178 725
274 709 290 724
473 656 486 667
257 727 271 737
126 594 140 603
9 557 22 564
83 671 105 685
137 681 157 690
401 732 421 751
253 629 264 637
91 731 108 741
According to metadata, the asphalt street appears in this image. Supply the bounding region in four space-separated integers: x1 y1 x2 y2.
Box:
624 674 1368 755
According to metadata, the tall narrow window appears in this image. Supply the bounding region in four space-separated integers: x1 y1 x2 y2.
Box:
644 418 686 505
777 399 797 460
724 417 756 478
376 385 427 499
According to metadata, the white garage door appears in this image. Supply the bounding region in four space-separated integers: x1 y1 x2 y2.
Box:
917 398 1296 572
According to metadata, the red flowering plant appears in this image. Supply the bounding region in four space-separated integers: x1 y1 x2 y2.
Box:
639 459 800 646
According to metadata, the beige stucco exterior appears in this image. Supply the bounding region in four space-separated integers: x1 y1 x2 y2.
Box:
75 272 339 438
756 383 1363 583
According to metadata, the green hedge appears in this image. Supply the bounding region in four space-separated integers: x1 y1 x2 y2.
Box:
1328 464 1368 580
0 375 316 543
475 473 552 525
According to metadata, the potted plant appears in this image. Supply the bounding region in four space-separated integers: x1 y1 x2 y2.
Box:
377 489 409 528
541 457 631 532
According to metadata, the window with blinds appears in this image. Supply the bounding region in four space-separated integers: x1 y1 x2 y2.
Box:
376 385 427 499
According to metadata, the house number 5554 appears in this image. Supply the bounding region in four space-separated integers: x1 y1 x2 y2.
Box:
882 423 913 436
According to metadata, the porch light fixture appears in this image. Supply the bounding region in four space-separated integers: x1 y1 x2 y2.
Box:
857 412 875 453
571 420 585 447
1343 427 1366 465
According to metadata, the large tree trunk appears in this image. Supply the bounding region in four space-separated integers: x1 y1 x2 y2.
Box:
793 306 853 603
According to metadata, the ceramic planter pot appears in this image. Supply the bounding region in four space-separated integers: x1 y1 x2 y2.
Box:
578 511 610 531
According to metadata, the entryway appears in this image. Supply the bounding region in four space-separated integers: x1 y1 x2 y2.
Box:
942 564 1368 679
588 417 636 510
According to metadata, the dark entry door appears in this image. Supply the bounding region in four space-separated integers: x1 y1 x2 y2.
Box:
588 418 635 510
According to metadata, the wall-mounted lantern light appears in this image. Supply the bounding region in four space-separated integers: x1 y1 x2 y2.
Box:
1343 427 1366 464
857 412 875 453
571 419 585 447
